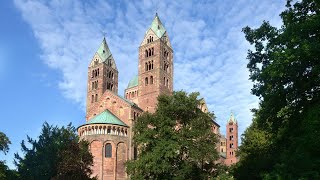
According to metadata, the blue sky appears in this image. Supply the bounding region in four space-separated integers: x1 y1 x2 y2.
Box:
0 0 285 168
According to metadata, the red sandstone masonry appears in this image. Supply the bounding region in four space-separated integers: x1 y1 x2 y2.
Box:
137 37 173 113
225 122 239 166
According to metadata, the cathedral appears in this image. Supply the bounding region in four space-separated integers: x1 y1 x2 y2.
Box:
77 14 238 180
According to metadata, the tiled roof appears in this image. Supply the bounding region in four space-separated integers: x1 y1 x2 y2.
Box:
96 37 117 70
228 112 237 124
85 109 127 127
127 75 138 89
150 13 166 38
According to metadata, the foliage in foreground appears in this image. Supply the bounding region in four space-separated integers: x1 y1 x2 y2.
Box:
0 131 17 180
234 0 320 179
14 122 96 180
126 91 223 179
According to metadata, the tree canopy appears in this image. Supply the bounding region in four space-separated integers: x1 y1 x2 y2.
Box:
0 131 17 180
0 132 11 155
126 91 223 180
14 122 96 180
234 0 320 179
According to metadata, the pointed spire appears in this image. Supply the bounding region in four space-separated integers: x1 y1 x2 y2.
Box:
228 112 237 124
150 13 166 38
96 37 112 60
96 37 117 70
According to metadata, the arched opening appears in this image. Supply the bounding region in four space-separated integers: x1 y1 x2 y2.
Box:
145 77 148 86
152 47 154 55
105 143 112 158
91 95 94 103
145 50 148 57
151 60 154 69
148 62 151 70
95 94 98 102
150 76 153 84
145 62 148 71
167 79 169 87
164 77 166 86
149 49 151 56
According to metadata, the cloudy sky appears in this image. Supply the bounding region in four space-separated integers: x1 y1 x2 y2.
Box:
0 0 285 168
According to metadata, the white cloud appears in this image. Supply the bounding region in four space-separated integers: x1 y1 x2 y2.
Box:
14 0 285 137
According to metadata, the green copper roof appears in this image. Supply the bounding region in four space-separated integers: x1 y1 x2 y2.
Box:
86 109 127 127
127 75 138 89
228 112 237 124
150 13 166 38
97 37 112 60
96 37 117 70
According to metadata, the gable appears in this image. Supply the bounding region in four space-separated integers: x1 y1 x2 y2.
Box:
140 29 159 46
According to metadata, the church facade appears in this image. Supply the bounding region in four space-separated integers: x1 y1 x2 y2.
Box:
77 14 238 180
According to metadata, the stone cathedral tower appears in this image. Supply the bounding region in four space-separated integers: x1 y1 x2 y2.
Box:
86 38 119 114
78 13 236 180
225 113 239 165
136 13 173 113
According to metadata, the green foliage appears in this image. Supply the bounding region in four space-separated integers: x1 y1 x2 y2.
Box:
235 0 320 179
0 132 18 180
0 161 18 180
14 122 96 180
126 91 221 179
0 132 11 155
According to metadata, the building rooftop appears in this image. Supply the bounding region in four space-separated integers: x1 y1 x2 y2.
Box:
228 112 237 124
127 75 138 89
150 13 166 38
96 37 117 70
85 109 128 127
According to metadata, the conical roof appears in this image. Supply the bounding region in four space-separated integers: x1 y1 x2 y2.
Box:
228 112 237 124
150 13 167 38
127 75 138 89
85 109 127 127
96 37 117 70
97 37 112 60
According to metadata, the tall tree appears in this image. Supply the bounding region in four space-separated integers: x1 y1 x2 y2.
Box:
234 0 320 179
14 122 96 180
0 132 17 180
126 91 221 180
0 132 11 155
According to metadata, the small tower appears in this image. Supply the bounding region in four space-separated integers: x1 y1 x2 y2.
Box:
137 13 173 113
86 37 118 116
225 112 239 165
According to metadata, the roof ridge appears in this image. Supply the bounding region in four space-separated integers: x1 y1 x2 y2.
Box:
127 75 138 89
106 90 142 110
85 109 128 127
149 14 166 38
96 37 117 70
